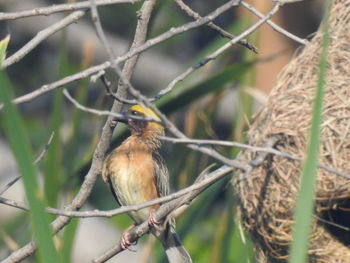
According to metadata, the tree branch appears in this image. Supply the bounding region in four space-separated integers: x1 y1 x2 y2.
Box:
3 11 86 68
174 0 258 53
0 0 143 21
0 132 55 196
160 136 350 179
63 88 161 123
241 0 309 45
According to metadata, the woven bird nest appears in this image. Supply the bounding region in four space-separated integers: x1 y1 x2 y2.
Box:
233 1 350 262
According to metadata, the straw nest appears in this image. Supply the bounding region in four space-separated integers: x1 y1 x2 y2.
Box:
233 1 350 262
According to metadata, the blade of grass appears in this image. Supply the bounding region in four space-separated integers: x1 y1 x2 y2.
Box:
56 32 83 262
0 38 61 263
44 33 69 208
227 202 255 262
65 42 95 175
0 35 10 65
208 208 228 263
288 3 330 263
44 88 63 208
61 216 79 262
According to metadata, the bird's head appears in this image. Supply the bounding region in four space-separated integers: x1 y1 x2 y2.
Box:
116 104 164 135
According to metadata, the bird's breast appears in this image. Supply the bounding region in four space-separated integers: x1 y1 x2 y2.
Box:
108 144 159 223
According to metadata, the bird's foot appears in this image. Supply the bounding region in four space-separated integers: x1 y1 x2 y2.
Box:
148 209 162 230
120 224 137 251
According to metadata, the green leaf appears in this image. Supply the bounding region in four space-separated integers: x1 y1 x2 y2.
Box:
65 77 89 174
222 188 254 263
44 89 63 208
0 71 61 262
61 217 79 262
44 31 69 207
288 3 330 263
0 35 10 66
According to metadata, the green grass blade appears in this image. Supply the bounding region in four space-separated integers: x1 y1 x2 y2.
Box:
44 33 71 207
0 72 61 262
61 49 92 262
61 217 79 262
44 88 63 208
222 188 254 263
0 35 10 66
288 4 330 263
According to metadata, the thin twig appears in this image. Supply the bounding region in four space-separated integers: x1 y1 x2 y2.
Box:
0 0 240 110
3 11 86 68
33 131 55 164
174 0 258 53
89 0 146 107
63 88 161 123
160 136 350 179
241 0 309 45
0 0 143 21
100 75 135 104
63 89 124 119
0 132 55 196
240 135 281 178
314 214 350 231
0 177 21 197
0 165 231 218
89 0 117 60
0 197 28 211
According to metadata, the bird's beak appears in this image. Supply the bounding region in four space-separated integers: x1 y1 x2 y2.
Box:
113 111 128 124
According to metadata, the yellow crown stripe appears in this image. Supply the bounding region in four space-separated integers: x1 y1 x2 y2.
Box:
129 105 161 121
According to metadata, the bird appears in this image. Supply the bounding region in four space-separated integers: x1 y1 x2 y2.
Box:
102 104 192 263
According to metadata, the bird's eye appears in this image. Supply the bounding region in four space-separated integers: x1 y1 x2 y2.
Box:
131 111 138 116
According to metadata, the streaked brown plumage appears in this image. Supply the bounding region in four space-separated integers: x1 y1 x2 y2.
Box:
102 105 192 263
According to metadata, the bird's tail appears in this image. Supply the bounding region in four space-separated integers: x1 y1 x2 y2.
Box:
154 224 192 263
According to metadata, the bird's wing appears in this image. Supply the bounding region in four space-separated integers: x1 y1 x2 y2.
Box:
152 151 170 197
102 155 123 206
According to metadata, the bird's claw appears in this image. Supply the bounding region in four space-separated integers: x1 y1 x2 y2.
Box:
148 209 161 230
120 225 137 251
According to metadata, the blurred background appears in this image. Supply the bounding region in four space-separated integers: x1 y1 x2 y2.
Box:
0 0 325 262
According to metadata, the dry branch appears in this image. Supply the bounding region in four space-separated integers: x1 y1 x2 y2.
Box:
3 11 86 68
0 0 142 21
